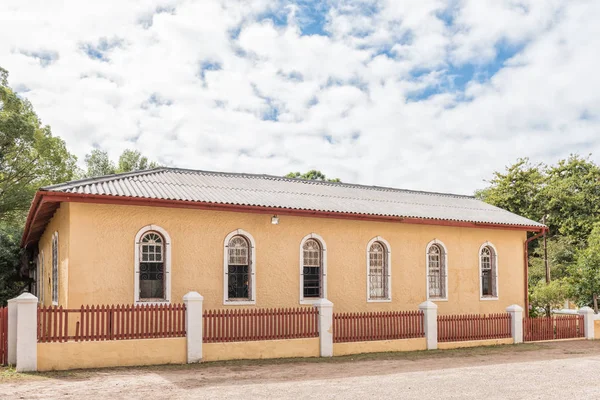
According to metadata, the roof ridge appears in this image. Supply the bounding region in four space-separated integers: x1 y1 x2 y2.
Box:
153 167 475 199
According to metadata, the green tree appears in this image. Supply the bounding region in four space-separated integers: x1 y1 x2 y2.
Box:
568 223 600 308
285 170 341 182
0 224 27 303
475 158 545 224
84 148 159 178
529 279 570 316
84 149 116 177
529 236 580 286
117 149 159 173
0 67 77 224
0 66 78 303
542 155 600 242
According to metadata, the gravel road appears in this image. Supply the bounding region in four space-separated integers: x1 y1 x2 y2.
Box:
2 340 599 399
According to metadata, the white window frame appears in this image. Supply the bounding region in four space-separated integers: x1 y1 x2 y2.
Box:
51 232 59 305
426 239 448 301
134 225 172 304
479 242 499 300
299 233 327 305
366 236 392 302
223 229 256 305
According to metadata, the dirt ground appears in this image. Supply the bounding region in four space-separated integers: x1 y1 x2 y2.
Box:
1 340 600 399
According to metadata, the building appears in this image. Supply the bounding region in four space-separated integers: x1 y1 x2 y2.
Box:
21 168 546 315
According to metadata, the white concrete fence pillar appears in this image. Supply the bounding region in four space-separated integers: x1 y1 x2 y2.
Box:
419 301 438 350
7 298 17 366
15 293 38 372
578 306 595 340
506 304 524 344
314 299 334 357
183 291 204 363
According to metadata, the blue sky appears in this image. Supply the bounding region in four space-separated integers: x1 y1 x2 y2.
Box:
1 0 599 194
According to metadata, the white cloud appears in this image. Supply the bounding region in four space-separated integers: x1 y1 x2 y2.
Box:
1 0 599 195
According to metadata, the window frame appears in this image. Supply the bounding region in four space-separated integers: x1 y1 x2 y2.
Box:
299 233 327 305
366 236 392 302
223 229 256 305
479 242 499 300
51 232 59 305
134 225 172 304
426 239 448 301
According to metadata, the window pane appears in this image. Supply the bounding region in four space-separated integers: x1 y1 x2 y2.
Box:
303 239 322 298
369 242 387 299
428 244 445 298
139 262 165 299
303 266 321 298
228 265 249 299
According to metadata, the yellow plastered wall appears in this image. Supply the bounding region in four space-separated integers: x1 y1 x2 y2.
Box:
54 202 525 313
437 337 513 350
594 320 600 340
203 338 319 361
37 203 70 307
37 338 186 371
334 338 426 356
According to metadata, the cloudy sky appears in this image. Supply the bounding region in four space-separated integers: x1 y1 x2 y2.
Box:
1 0 599 194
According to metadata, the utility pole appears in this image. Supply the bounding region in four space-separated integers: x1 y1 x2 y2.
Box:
543 215 550 284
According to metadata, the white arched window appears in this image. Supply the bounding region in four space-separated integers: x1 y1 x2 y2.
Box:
224 229 256 305
134 225 172 303
480 243 499 299
426 240 448 300
51 232 59 305
300 233 327 304
367 237 392 302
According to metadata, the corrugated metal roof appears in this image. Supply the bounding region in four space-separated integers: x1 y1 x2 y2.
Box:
41 168 545 228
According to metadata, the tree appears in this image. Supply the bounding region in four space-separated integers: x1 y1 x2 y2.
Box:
285 170 341 182
117 149 159 173
529 279 569 317
84 149 116 177
83 149 159 178
0 224 27 303
542 155 600 242
0 67 77 224
475 158 545 224
0 66 78 303
529 236 579 286
568 222 600 309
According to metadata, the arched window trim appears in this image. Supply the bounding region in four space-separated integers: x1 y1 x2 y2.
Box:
134 225 172 304
426 239 448 301
51 232 59 305
299 233 327 305
479 242 499 300
366 236 392 302
223 229 256 305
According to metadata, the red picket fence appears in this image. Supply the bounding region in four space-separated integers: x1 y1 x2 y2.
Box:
437 313 511 342
523 315 584 342
38 304 186 343
333 311 424 343
203 308 319 343
0 307 7 365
